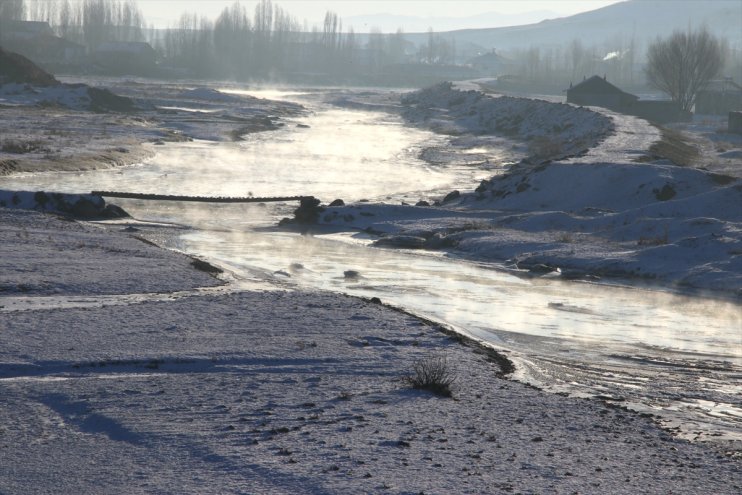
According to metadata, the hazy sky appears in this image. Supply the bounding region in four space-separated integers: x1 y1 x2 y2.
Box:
138 1 624 30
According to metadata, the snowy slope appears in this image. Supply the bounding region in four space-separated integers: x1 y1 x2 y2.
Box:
316 84 742 296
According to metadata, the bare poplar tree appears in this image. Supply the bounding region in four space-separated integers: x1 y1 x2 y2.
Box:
214 2 252 78
645 27 724 112
568 39 586 81
58 0 73 38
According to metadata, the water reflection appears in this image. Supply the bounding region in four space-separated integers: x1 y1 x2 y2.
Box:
175 227 741 364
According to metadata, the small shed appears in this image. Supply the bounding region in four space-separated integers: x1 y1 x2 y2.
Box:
0 20 54 41
0 20 58 61
631 100 692 124
730 111 742 134
696 78 742 115
566 75 638 113
468 50 510 75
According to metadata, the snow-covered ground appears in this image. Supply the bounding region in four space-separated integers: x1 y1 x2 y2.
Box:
1 77 741 492
0 78 303 176
1 208 740 494
319 83 742 297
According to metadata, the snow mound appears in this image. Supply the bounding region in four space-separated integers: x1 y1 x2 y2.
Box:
179 87 251 103
402 82 614 159
464 161 738 215
0 47 59 86
0 83 134 112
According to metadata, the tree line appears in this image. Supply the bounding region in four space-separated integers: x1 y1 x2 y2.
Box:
0 0 458 81
2 0 738 109
0 0 146 48
157 1 458 79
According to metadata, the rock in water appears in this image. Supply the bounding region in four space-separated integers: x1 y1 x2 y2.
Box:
293 197 324 224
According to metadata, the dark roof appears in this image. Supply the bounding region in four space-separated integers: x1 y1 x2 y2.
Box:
469 51 509 64
3 20 54 34
568 75 638 100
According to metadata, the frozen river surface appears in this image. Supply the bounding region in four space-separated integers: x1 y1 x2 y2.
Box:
3 87 740 448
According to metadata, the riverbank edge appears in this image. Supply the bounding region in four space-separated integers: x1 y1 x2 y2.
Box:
0 138 154 178
3 207 741 495
308 84 742 300
122 218 519 378
127 220 742 457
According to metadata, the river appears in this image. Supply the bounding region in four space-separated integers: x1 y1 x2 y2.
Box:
2 86 740 449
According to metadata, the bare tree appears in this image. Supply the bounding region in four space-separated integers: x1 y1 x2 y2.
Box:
252 0 273 74
214 2 252 78
57 0 73 38
645 27 724 112
567 39 586 81
386 28 406 65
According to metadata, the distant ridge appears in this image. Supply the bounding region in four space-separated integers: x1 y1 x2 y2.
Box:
401 1 741 50
345 10 560 33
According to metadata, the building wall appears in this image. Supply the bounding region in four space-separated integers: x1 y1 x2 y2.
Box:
696 91 742 115
730 112 742 134
566 93 625 112
629 100 692 124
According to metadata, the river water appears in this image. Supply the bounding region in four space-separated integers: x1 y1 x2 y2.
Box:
3 87 740 449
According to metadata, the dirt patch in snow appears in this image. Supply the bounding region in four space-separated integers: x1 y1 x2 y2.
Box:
637 127 701 167
0 47 59 86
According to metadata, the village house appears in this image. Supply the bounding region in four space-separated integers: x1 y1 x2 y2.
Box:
566 75 638 113
0 19 54 43
729 111 742 134
0 20 86 67
567 75 690 124
468 49 511 76
92 41 157 75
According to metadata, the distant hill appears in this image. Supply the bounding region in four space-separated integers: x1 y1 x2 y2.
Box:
402 0 742 52
344 10 559 33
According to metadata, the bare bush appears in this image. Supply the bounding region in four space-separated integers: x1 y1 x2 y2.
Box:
405 354 456 397
645 28 724 112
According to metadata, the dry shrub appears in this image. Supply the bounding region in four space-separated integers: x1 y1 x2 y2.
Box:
405 354 456 397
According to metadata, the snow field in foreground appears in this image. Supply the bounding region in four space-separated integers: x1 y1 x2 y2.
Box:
0 209 740 494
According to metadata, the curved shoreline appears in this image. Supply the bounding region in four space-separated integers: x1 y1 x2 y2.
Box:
316 83 742 298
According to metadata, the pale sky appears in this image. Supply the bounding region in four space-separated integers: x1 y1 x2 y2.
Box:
137 0 625 30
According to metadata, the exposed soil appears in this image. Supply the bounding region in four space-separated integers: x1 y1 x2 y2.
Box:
0 47 59 86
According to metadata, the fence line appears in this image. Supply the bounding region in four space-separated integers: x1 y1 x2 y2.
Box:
92 191 313 203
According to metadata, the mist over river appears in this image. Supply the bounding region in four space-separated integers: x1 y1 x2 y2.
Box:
2 85 740 449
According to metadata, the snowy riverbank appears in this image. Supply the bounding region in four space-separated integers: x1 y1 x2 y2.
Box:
0 78 303 176
318 83 742 297
1 208 740 494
